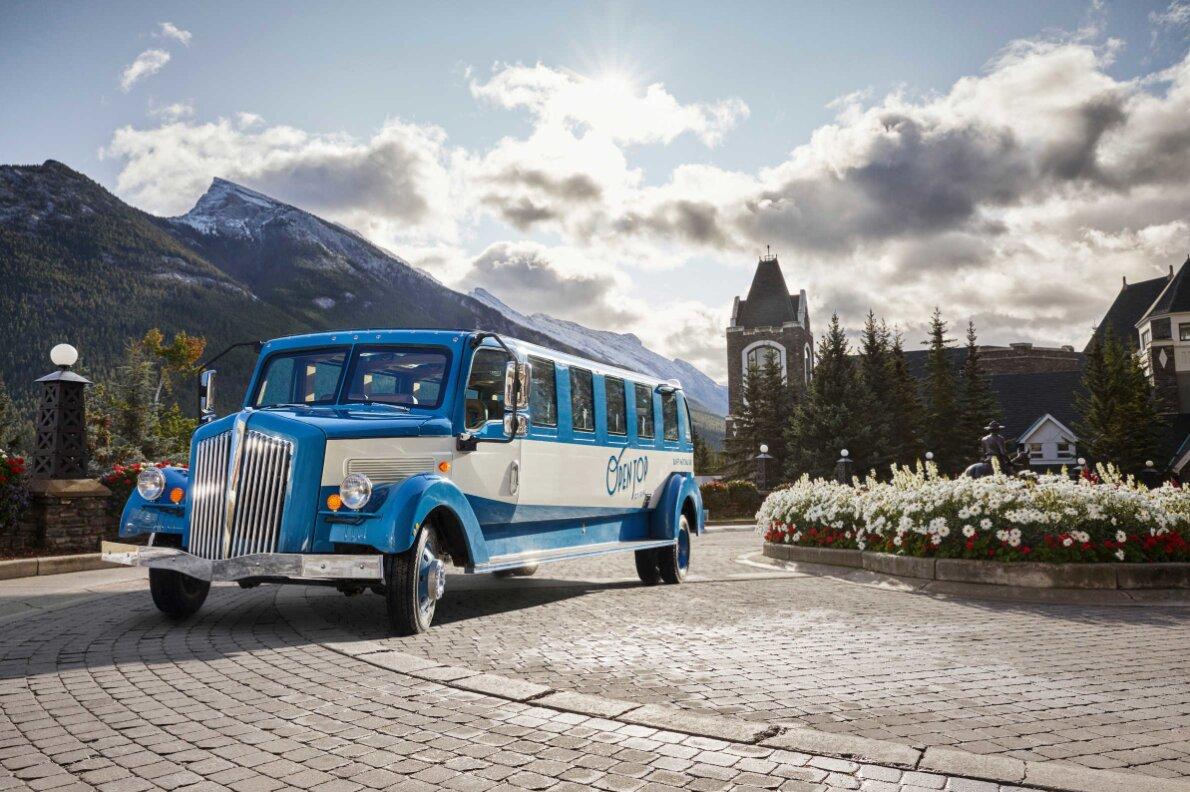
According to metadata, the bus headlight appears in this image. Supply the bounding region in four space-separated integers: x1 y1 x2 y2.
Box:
137 468 166 501
339 473 373 510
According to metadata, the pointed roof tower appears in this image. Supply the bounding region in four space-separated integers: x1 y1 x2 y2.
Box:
731 250 802 328
1140 256 1190 322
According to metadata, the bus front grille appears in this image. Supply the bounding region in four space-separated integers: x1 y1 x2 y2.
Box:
189 429 294 560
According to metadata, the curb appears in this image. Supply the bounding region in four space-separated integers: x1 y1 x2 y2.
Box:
763 542 1190 589
0 553 116 580
296 618 1190 792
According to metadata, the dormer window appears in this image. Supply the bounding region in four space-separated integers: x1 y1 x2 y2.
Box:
1152 317 1172 341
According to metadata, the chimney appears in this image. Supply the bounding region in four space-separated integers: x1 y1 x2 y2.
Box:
1122 275 1128 288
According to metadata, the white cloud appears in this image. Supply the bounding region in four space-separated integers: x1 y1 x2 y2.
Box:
157 22 192 46
148 100 194 121
120 49 170 92
470 63 748 147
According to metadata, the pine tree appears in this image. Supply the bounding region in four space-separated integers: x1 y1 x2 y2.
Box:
725 356 793 479
855 312 893 475
886 331 925 467
957 320 1001 464
1078 334 1161 475
785 314 869 479
921 308 962 473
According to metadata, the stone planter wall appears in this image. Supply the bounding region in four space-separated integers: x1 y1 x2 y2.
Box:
9 479 113 555
763 542 1190 589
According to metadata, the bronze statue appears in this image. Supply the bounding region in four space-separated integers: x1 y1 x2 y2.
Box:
962 421 1027 478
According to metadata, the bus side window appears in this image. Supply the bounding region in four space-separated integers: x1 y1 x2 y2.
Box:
634 383 654 439
605 376 627 436
662 390 679 442
464 348 509 431
677 394 691 443
570 367 594 432
529 356 557 427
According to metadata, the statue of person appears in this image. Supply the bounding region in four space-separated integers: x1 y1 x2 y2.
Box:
979 421 1013 473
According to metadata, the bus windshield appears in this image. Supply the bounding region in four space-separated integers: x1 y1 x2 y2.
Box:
253 346 449 409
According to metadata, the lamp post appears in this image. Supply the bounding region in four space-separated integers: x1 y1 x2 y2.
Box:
1139 460 1162 490
834 448 854 485
754 443 774 492
31 343 91 479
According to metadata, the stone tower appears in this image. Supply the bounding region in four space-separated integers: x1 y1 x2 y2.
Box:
725 252 812 437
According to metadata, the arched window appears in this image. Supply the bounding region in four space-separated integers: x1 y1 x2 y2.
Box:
805 343 813 384
745 344 781 372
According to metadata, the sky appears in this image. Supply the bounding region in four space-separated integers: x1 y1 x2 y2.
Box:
3 1 1190 383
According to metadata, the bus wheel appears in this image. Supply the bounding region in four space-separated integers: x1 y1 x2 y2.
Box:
658 515 692 585
386 525 446 636
634 549 661 585
149 568 210 619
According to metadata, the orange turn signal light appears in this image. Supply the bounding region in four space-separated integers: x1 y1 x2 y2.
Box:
169 487 185 504
437 461 451 473
326 493 342 511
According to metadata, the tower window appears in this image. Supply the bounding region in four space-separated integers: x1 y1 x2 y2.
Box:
745 344 781 371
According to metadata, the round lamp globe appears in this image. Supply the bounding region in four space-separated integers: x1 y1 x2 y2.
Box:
50 343 78 368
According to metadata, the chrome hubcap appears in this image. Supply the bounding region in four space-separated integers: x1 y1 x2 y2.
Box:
427 558 446 601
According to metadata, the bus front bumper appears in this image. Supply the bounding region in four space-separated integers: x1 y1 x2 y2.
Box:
100 541 384 582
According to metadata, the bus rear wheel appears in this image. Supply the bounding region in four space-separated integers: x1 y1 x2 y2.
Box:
634 549 661 585
149 568 210 619
386 525 447 636
657 515 692 585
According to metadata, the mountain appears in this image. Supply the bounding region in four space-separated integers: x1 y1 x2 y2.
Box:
470 288 728 414
0 161 725 447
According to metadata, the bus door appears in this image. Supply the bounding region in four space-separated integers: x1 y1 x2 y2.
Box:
452 345 522 533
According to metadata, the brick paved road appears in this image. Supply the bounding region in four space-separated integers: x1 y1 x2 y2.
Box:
0 578 1045 792
304 529 1190 781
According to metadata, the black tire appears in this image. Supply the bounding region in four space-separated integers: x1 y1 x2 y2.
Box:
149 568 210 619
635 548 661 585
386 525 446 636
658 515 692 585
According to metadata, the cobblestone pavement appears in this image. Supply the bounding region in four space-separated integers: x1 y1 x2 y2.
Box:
303 529 1190 781
0 577 1045 792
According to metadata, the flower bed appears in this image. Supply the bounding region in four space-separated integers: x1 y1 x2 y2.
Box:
759 465 1190 563
0 452 29 543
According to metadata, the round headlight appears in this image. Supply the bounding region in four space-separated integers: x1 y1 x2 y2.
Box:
339 473 373 510
137 468 166 501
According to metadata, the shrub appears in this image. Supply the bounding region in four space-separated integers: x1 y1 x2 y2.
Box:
702 479 763 519
759 463 1190 563
0 452 29 540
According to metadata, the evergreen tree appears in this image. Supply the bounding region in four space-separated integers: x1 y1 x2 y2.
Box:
725 355 794 479
855 312 894 474
0 376 27 453
886 331 925 467
1077 334 1161 475
957 320 1001 464
785 314 870 479
921 308 962 473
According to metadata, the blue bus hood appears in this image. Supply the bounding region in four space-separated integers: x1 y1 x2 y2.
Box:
243 405 453 439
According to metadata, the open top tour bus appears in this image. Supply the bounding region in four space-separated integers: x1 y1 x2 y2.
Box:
103 329 705 634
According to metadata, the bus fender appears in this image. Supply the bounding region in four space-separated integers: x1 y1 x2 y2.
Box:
334 474 489 565
118 466 190 540
649 473 704 540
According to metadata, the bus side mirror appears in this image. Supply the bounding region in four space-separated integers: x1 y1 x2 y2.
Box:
198 369 216 424
503 361 531 412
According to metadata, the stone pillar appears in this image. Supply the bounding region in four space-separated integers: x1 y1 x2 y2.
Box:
22 344 111 554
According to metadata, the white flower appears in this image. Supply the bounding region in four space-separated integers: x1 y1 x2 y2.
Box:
931 534 942 545
962 525 975 538
980 518 992 529
938 525 950 538
1115 549 1126 561
1115 530 1126 543
1062 537 1073 547
893 536 903 547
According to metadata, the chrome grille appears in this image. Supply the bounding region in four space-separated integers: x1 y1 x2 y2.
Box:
188 428 293 560
345 457 434 484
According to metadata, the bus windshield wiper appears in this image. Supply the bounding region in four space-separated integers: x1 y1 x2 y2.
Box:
257 403 311 411
354 400 411 412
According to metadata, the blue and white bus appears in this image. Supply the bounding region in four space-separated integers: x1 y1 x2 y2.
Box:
104 329 705 634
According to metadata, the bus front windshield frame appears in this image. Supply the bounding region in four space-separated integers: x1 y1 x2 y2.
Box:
252 345 451 410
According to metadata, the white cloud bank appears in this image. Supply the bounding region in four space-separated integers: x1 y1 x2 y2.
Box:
102 42 1190 382
157 22 192 46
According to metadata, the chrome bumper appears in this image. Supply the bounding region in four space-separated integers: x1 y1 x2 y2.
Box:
101 541 384 582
